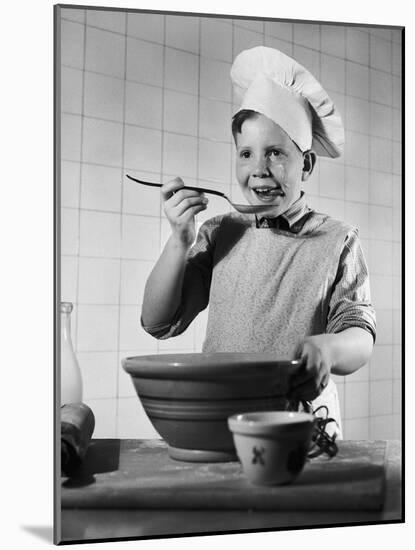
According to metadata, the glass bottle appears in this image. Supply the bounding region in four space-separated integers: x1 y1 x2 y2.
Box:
61 302 83 405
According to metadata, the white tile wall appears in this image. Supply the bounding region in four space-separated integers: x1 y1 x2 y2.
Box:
61 161 80 208
369 345 393 380
119 305 158 351
163 89 198 135
80 211 121 257
346 96 370 134
163 133 198 178
60 9 402 441
371 69 393 106
293 23 320 50
78 257 121 304
126 12 164 43
117 397 161 439
124 126 162 172
370 380 393 416
85 27 126 79
61 208 79 256
79 351 119 399
84 72 124 122
61 20 85 69
346 62 369 99
201 18 233 62
346 28 369 65
198 140 231 182
321 25 345 58
84 398 117 438
83 118 123 167
76 304 119 352
235 19 263 33
199 98 232 142
344 381 369 418
233 25 264 57
61 114 82 161
293 45 320 79
200 58 232 102
264 35 293 57
120 259 154 305
165 15 200 53
126 38 164 86
369 171 393 207
121 215 161 261
321 54 346 94
165 48 199 94
264 21 293 43
61 67 83 115
86 9 126 34
345 166 369 203
344 417 369 440
61 255 78 303
319 160 345 199
81 164 122 212
61 7 86 24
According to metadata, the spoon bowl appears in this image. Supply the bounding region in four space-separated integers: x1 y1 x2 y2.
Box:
126 174 272 214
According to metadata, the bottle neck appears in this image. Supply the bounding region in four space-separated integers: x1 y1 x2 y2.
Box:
61 311 72 343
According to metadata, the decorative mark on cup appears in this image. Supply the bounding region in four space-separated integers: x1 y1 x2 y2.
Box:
252 446 265 466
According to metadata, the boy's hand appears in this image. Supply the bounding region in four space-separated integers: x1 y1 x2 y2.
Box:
162 177 208 248
289 335 334 402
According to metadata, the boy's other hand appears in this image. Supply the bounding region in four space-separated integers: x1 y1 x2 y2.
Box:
289 335 334 402
162 177 208 248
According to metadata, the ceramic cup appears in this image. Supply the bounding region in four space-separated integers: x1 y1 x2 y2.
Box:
228 411 316 486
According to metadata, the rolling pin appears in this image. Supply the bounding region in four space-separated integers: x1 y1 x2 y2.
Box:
61 403 95 476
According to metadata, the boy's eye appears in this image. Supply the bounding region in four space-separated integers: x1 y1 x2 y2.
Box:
240 151 251 159
268 149 281 158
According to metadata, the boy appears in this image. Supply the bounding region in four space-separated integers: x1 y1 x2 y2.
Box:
140 47 376 436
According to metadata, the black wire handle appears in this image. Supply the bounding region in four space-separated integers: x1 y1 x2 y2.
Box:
302 402 339 459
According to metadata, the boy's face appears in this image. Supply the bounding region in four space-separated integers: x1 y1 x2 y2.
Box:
235 113 311 217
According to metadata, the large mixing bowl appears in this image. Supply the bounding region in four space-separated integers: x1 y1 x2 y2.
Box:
122 352 301 462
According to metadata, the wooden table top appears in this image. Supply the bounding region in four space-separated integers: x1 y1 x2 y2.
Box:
58 439 402 544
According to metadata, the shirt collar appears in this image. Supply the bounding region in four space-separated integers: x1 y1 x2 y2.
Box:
255 192 311 231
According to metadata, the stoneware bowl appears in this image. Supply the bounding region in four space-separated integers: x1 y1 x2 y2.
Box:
122 353 301 462
228 411 316 485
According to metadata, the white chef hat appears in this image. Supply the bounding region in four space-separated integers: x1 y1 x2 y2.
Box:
230 46 344 158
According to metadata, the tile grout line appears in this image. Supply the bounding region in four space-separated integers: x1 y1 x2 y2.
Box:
62 109 403 150
115 11 129 427
367 37 374 437
193 17 202 353
61 66 402 112
62 17 400 76
73 10 88 354
156 14 167 355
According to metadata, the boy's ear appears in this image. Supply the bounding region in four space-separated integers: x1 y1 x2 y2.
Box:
302 150 317 181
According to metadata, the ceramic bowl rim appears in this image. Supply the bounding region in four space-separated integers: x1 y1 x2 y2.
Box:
228 411 315 436
122 353 301 380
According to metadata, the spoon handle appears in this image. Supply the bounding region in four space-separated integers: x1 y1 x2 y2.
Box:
126 174 225 199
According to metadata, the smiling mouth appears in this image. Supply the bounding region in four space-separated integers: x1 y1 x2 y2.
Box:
251 186 285 201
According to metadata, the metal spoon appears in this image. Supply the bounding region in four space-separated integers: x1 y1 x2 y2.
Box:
126 174 272 214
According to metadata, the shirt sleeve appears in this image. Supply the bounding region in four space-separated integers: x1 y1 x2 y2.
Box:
141 216 221 339
326 229 376 342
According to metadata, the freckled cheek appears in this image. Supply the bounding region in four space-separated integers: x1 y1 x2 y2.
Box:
270 163 286 184
235 162 250 186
